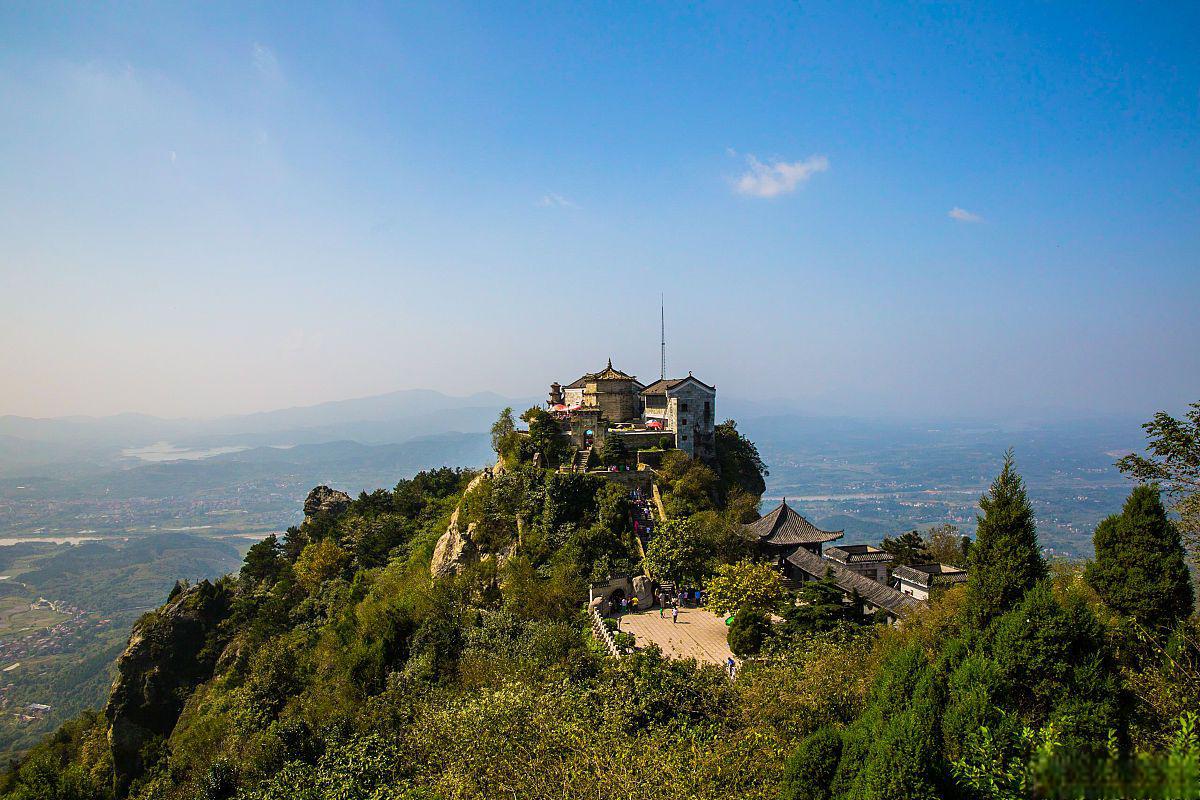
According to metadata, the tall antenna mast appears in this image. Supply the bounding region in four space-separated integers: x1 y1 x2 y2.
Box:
660 295 666 380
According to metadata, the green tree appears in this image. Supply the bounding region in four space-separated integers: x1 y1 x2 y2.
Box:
240 534 285 587
490 407 520 463
924 523 969 567
1086 485 1194 630
293 539 350 593
642 518 710 585
728 606 771 657
882 530 931 567
783 574 858 636
598 434 629 467
704 559 782 614
521 407 570 468
988 582 1121 752
714 419 767 499
657 451 718 517
781 725 842 800
965 451 1047 626
1116 402 1200 564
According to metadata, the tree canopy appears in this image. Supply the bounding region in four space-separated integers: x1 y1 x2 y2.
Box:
1086 484 1194 630
881 530 930 567
714 419 768 500
705 559 783 614
965 451 1047 625
1117 401 1200 565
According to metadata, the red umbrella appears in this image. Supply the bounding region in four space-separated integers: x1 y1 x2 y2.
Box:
646 419 664 430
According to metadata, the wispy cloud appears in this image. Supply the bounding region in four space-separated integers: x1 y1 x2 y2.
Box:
948 206 983 223
733 154 829 198
252 43 282 83
537 192 579 209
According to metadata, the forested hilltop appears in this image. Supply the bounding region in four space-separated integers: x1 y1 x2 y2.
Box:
2 408 1198 800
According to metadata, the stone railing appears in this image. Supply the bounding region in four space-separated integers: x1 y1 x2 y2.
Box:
589 606 622 659
650 483 668 521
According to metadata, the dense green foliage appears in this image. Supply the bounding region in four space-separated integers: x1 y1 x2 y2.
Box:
1087 485 1194 631
964 451 1048 626
728 607 771 657
3 437 1197 800
714 419 768 500
704 559 783 615
881 530 930 567
1117 402 1200 565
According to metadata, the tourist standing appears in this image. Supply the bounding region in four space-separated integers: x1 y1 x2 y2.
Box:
671 606 679 624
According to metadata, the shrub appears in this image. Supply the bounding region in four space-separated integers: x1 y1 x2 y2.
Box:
728 607 771 657
781 725 842 800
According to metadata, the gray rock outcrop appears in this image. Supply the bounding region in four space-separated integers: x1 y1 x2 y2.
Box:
105 581 233 796
632 575 654 607
303 485 352 518
430 509 479 578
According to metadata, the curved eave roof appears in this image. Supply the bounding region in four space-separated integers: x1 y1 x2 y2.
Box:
743 502 844 546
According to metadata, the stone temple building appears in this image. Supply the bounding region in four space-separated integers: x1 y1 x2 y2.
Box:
547 360 716 461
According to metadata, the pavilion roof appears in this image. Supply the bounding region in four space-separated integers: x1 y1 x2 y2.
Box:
742 500 844 547
565 359 638 388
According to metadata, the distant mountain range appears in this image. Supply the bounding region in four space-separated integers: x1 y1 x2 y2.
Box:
0 389 540 477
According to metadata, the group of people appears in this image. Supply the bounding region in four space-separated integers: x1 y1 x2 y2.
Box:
629 490 656 538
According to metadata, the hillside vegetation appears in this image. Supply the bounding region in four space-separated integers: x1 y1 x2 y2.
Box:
1 414 1197 800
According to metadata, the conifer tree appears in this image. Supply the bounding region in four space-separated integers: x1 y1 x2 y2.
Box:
1086 484 1194 630
965 451 1047 625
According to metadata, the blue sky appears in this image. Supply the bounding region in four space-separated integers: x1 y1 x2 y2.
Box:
1 2 1197 419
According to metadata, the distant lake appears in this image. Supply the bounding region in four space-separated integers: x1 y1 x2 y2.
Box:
122 442 250 462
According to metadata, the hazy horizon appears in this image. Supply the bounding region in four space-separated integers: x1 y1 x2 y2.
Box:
2 3 1197 421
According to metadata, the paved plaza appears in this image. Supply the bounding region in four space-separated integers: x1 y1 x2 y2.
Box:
617 606 736 667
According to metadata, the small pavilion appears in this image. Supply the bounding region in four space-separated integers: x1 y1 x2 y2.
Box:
742 498 844 566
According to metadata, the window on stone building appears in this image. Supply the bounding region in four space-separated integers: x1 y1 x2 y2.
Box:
682 434 688 441
681 419 687 426
681 403 688 412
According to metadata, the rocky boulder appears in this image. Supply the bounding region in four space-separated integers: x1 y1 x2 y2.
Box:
431 511 479 578
632 575 654 607
303 485 352 519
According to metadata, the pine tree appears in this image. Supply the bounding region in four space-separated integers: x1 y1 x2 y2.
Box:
882 530 931 566
965 451 1047 626
1086 484 1194 630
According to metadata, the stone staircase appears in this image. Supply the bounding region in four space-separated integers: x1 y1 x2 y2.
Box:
572 447 592 473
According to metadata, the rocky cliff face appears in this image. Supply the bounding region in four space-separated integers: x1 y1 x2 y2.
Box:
104 580 233 796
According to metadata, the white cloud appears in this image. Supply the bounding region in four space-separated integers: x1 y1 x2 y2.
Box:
537 192 579 209
733 154 829 198
252 43 282 83
948 206 983 223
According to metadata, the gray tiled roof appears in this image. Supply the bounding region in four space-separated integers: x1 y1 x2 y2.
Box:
825 545 893 564
743 501 844 547
786 547 921 618
892 563 968 589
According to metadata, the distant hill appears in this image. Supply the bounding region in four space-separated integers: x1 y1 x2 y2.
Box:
0 389 536 477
